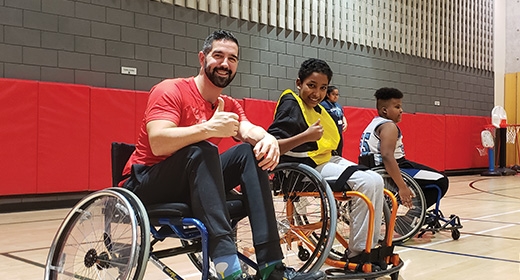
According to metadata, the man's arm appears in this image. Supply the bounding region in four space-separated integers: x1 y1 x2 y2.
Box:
147 98 239 156
236 120 280 170
378 122 414 207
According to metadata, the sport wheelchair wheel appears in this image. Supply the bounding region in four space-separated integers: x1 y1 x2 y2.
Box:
45 188 150 280
268 162 337 272
373 167 426 244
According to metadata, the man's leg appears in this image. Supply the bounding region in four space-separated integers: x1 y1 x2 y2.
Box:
221 144 326 280
125 141 236 260
220 143 283 264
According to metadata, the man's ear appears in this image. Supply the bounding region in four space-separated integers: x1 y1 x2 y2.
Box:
296 78 301 90
198 51 205 67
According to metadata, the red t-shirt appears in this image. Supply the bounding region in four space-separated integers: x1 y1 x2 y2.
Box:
123 77 247 175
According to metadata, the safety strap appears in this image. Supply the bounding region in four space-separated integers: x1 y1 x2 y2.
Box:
343 245 395 272
332 164 369 192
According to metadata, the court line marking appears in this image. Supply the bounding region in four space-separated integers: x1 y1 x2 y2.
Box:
395 223 517 262
469 178 520 200
0 253 45 268
397 244 520 264
0 217 65 226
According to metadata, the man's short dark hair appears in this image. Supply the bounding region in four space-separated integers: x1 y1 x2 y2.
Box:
202 30 239 55
374 87 403 100
298 58 333 83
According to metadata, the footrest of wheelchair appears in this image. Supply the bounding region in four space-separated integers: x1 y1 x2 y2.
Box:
325 257 403 279
422 214 463 232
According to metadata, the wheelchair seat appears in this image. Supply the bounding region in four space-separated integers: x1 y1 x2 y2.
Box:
111 142 247 221
146 199 246 226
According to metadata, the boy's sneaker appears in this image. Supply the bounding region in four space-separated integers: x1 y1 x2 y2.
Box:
236 274 257 280
266 263 326 280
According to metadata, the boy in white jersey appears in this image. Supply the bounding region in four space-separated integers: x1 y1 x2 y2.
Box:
359 87 449 209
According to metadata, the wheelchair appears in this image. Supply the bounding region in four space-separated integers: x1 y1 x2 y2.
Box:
44 142 339 280
268 162 404 280
372 167 462 243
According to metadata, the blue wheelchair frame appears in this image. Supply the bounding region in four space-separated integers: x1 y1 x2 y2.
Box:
400 168 462 241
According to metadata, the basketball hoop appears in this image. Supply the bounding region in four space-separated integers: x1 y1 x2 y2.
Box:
475 145 488 157
491 106 507 128
506 124 520 171
483 106 516 175
506 124 520 144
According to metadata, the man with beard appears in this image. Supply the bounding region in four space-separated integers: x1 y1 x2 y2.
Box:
120 30 326 280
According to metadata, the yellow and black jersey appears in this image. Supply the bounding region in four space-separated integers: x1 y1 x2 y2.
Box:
268 89 340 167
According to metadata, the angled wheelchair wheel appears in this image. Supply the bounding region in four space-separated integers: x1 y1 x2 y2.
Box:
45 188 150 280
268 162 337 272
373 167 426 244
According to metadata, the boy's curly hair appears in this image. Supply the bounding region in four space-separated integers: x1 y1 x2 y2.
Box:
298 58 333 83
374 87 403 100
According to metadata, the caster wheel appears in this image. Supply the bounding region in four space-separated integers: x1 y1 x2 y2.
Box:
298 247 310 261
452 229 460 240
390 271 399 280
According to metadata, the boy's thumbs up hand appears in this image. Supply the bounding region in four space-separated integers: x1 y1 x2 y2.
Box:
305 119 323 141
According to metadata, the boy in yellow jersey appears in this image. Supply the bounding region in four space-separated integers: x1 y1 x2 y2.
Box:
268 58 384 262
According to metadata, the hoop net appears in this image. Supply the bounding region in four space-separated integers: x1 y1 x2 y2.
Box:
506 124 520 144
475 145 488 157
483 124 496 135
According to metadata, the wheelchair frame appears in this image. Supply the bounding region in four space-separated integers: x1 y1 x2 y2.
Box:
45 142 405 280
45 143 339 280
268 163 403 280
373 167 462 244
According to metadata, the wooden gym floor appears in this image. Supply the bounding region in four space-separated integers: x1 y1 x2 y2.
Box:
1 174 519 280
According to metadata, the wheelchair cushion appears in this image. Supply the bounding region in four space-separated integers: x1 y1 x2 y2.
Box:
147 198 246 226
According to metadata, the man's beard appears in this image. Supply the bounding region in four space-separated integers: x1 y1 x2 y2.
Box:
204 62 236 88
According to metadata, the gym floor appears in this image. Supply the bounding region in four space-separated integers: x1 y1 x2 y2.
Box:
1 174 519 280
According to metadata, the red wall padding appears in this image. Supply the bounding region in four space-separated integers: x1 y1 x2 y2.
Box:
90 88 137 191
0 79 492 196
243 98 277 130
0 79 39 195
445 115 490 170
407 113 446 171
37 82 91 193
395 112 418 163
342 106 378 162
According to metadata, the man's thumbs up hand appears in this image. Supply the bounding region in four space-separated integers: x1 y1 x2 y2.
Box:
207 97 239 138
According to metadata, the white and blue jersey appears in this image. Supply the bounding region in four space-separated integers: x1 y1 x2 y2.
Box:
359 116 449 208
360 116 405 166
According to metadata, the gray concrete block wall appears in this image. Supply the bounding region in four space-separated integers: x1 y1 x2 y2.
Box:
0 0 493 116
